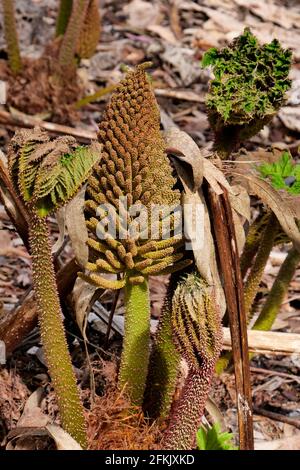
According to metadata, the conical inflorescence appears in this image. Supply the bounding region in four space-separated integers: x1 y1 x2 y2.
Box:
83 63 191 290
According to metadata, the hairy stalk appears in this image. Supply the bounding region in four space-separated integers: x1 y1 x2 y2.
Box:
56 0 73 36
58 0 88 71
162 273 222 450
76 0 101 59
143 275 181 419
7 127 100 448
244 212 279 317
29 212 87 447
240 212 270 279
119 275 150 405
163 368 213 450
253 247 300 331
1 0 22 74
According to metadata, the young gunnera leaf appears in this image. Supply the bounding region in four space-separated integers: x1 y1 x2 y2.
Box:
201 28 292 155
258 151 300 195
197 423 237 451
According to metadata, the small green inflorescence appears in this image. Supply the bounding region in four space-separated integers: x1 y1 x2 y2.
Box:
202 28 292 157
162 273 222 450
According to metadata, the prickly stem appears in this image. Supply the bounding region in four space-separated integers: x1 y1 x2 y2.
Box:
2 0 22 74
56 0 73 36
253 247 300 331
143 276 180 419
28 213 87 447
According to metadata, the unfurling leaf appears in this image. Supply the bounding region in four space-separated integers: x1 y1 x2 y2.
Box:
8 127 101 216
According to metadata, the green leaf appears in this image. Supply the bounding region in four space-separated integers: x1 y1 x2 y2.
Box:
258 150 300 195
196 423 237 450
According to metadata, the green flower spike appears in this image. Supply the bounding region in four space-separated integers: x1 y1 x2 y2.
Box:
202 28 292 158
8 127 100 448
83 63 192 405
162 273 222 450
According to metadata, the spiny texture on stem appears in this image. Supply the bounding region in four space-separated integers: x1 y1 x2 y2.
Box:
143 274 181 419
253 247 300 331
28 215 87 447
202 28 292 157
240 211 270 279
83 64 190 290
77 0 101 59
244 212 279 318
58 0 89 72
1 0 22 74
7 127 100 447
162 273 222 450
56 0 73 36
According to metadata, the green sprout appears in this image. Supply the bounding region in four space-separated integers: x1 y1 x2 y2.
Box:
258 151 300 195
197 423 238 451
202 28 292 157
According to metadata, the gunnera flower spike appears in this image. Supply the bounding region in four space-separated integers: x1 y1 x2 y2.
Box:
162 273 222 450
82 63 192 405
8 127 100 448
202 28 292 158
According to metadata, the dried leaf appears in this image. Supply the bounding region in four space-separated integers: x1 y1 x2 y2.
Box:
124 0 161 30
51 208 66 255
161 46 202 85
234 0 300 30
164 127 233 194
65 187 89 267
72 277 99 334
279 106 300 133
46 424 82 450
255 434 300 450
164 127 203 190
234 170 300 251
147 25 178 45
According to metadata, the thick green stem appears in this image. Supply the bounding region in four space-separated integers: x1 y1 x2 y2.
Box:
253 247 300 331
240 213 268 279
244 212 278 317
118 275 150 405
58 0 88 71
56 0 73 36
1 0 22 74
29 213 87 448
162 368 213 450
143 286 180 419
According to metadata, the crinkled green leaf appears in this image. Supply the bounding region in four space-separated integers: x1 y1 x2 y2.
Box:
202 28 292 128
258 151 300 195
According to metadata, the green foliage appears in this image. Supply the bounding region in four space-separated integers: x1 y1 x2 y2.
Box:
258 151 300 194
8 128 99 217
202 28 292 126
196 423 237 450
